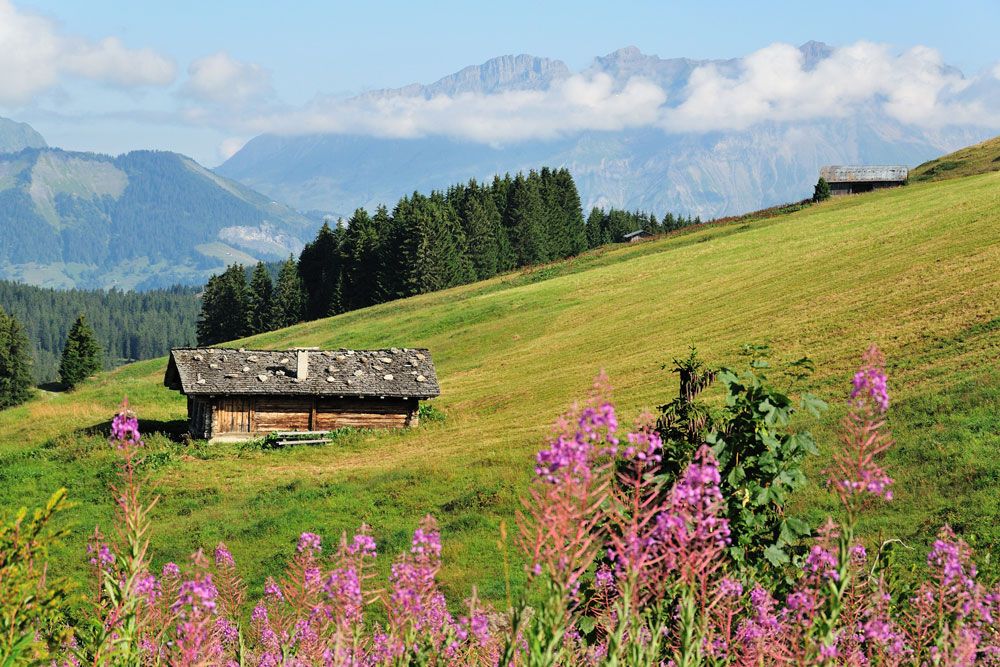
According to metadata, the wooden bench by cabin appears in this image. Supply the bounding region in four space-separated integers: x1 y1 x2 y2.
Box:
163 347 441 440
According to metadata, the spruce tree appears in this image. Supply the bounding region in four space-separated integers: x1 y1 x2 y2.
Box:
458 183 504 280
248 262 274 335
552 168 587 257
398 193 468 295
298 221 344 319
813 177 831 202
0 307 33 409
272 257 305 329
586 207 605 249
196 265 249 345
342 208 382 310
59 314 102 390
505 173 548 266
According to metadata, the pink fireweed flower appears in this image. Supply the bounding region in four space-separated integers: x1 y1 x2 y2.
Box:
263 577 284 601
110 402 142 449
297 532 322 555
162 561 181 578
655 446 731 567
324 565 364 624
827 345 895 508
172 574 218 616
214 543 235 567
594 564 615 592
411 524 442 558
87 541 114 569
536 398 618 483
133 571 160 604
804 544 840 582
620 427 663 464
348 531 377 558
850 345 890 413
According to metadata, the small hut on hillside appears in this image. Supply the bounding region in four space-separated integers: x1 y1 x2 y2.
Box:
164 347 440 439
819 165 908 196
623 229 654 243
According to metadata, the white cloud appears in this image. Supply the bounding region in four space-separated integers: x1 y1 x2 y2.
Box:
993 63 1000 81
218 136 249 161
662 42 995 132
0 0 175 105
183 52 272 107
226 40 1000 145
64 36 175 87
243 72 667 144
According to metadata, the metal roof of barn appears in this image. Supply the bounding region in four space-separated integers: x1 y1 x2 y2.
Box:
819 165 908 183
164 347 440 399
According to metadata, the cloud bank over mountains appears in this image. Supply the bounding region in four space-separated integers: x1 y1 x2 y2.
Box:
227 41 1000 146
1 0 998 164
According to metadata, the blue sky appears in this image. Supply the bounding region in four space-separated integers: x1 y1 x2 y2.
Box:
3 0 999 165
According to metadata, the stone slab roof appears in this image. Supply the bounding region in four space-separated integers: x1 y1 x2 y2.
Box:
164 347 440 399
819 165 908 183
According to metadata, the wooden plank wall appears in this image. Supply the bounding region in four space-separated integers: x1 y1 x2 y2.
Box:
206 396 417 434
255 398 310 431
315 398 410 430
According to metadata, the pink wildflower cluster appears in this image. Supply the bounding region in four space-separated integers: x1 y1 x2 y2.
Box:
850 344 890 413
827 344 895 509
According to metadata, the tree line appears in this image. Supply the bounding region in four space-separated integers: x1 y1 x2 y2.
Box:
197 168 700 345
0 281 200 383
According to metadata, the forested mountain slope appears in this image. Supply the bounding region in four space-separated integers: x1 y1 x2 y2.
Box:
0 148 315 289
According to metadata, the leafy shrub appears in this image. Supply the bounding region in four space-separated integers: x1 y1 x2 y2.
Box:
419 402 447 423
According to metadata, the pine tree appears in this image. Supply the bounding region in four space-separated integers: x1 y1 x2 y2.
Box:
553 168 588 256
196 265 249 345
458 183 507 280
0 307 33 409
272 257 305 329
813 177 831 202
505 173 548 266
342 207 382 310
298 221 344 320
586 207 605 249
398 193 469 295
247 262 274 335
59 314 102 390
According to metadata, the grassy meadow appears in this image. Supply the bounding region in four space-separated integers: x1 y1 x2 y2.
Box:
1 167 998 607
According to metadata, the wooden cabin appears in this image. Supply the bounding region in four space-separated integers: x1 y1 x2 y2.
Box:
163 347 441 440
819 165 908 196
623 229 654 243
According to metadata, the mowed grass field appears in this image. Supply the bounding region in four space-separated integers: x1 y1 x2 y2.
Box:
1 168 998 606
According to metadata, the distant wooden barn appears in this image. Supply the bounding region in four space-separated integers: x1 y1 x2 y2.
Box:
164 347 440 439
623 229 654 243
819 165 908 196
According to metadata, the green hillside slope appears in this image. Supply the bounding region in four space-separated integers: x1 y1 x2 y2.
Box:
1 170 998 603
911 135 1000 182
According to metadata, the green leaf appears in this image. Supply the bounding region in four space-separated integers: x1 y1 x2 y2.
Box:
764 544 791 566
800 393 829 418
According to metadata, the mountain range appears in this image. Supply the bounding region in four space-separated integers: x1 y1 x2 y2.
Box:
218 42 993 219
0 141 313 289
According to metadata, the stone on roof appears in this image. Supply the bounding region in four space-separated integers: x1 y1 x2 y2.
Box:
164 347 440 399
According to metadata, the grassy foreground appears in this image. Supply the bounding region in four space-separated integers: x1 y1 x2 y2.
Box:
1 168 998 606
